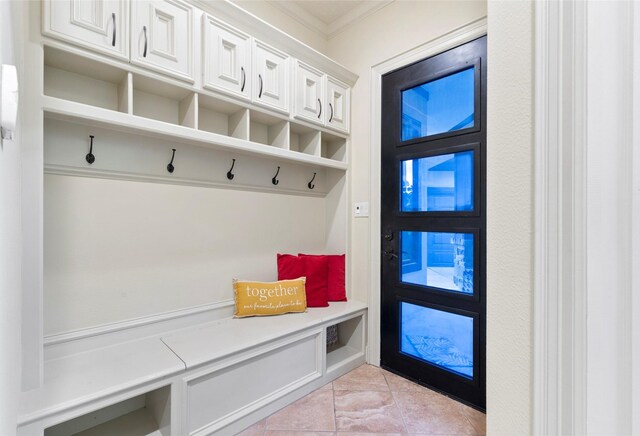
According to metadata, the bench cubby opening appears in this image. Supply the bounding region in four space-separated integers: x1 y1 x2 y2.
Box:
326 314 365 372
320 132 347 162
44 385 171 436
198 94 250 140
249 110 290 148
44 46 130 114
132 75 197 128
290 123 321 156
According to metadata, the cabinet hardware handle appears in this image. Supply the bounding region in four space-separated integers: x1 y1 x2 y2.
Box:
240 67 246 92
143 26 148 57
167 148 176 173
317 99 322 119
86 135 96 164
258 74 263 98
272 166 280 185
111 13 116 47
227 158 236 180
329 103 334 122
308 172 316 190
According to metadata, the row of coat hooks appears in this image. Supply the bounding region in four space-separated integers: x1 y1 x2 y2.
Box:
85 135 318 189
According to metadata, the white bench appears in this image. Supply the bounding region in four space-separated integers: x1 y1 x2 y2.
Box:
18 301 367 436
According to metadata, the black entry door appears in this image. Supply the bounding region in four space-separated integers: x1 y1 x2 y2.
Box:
380 36 486 410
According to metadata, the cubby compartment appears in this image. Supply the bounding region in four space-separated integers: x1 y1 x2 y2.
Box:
326 314 365 372
198 94 249 140
321 132 347 162
249 110 290 148
133 75 197 128
44 385 171 436
290 123 321 156
44 46 130 113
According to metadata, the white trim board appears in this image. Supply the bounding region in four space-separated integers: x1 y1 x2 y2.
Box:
366 17 487 367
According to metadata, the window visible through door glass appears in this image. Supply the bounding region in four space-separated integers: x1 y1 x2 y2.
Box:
400 301 474 378
401 67 475 141
401 150 474 212
400 231 474 294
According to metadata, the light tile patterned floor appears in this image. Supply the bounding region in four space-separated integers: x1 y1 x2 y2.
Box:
236 364 486 436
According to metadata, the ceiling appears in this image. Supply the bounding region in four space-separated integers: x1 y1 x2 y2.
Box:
266 0 394 38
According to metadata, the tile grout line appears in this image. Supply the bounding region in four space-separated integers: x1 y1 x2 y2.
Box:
383 371 411 435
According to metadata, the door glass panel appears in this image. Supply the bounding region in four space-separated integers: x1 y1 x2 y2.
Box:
400 301 474 378
400 231 474 294
401 150 474 212
402 67 475 141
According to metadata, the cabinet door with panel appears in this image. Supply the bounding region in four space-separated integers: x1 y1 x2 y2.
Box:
293 61 324 126
202 15 251 101
325 76 350 134
43 0 129 61
131 0 194 82
252 40 289 114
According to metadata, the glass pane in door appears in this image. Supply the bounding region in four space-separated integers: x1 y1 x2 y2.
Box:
400 301 474 378
400 231 474 294
402 67 475 141
401 150 474 212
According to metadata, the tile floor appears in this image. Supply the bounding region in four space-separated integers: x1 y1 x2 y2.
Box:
236 364 486 435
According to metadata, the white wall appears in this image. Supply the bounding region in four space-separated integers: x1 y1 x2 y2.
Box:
44 174 329 334
0 0 22 432
486 1 533 434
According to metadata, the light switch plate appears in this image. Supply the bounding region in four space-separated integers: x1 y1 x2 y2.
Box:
354 202 369 217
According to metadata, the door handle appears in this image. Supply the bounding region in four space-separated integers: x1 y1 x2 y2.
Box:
258 74 263 98
382 250 398 260
329 103 334 122
317 98 322 119
383 233 394 241
240 67 246 92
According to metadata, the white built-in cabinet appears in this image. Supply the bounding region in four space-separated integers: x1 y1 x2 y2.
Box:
131 0 194 82
253 40 290 114
43 0 129 60
294 60 350 134
325 76 350 133
202 15 251 101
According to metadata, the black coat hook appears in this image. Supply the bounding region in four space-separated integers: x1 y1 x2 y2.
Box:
227 158 236 180
167 148 176 173
86 135 96 164
272 166 280 185
308 172 316 190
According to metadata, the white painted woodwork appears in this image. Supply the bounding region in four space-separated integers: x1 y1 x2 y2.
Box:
252 40 290 114
325 76 350 134
202 15 251 101
293 60 324 126
186 332 321 434
18 338 184 427
43 0 129 61
326 314 365 373
131 0 194 82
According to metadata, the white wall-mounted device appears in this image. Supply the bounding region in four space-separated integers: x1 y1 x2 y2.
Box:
1 64 19 141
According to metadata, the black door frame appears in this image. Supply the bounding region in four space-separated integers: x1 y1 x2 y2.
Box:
380 36 487 410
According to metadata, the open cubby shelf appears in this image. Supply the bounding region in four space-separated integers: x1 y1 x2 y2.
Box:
43 46 348 172
326 314 365 372
44 385 171 436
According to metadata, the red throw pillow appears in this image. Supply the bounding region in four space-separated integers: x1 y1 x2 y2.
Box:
277 254 329 307
299 253 345 302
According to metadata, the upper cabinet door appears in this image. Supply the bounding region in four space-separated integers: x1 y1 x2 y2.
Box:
43 0 129 61
252 40 289 114
293 61 324 126
131 0 194 83
326 76 350 134
202 15 251 101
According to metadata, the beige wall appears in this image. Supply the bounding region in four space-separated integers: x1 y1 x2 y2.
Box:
486 2 533 433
